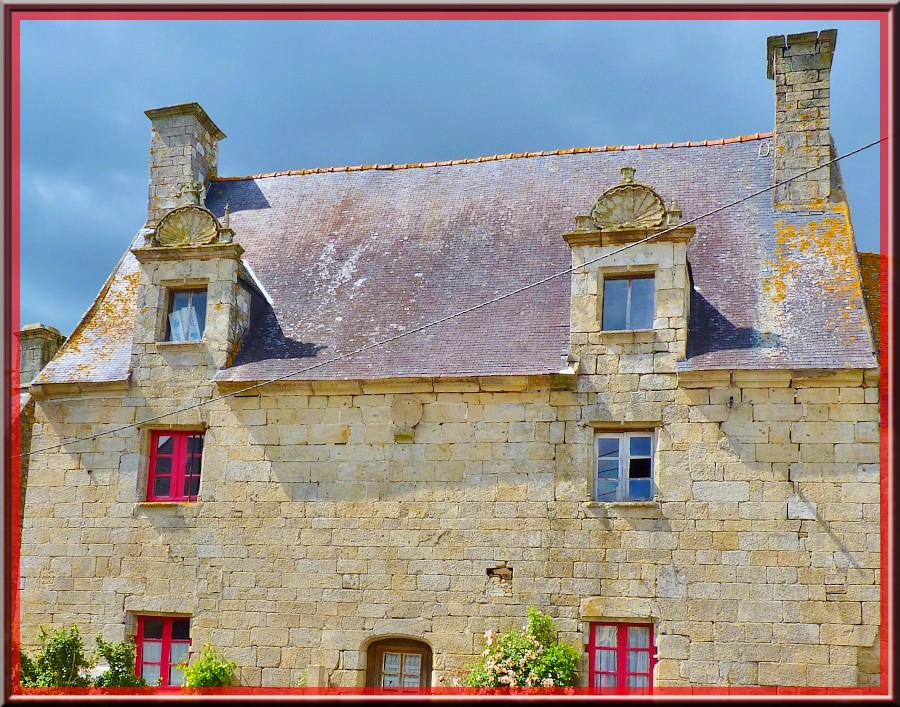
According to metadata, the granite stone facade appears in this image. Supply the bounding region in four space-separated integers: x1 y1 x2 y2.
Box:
19 29 881 690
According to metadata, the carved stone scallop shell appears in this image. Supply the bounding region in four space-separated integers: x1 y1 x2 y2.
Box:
155 205 219 247
590 184 667 231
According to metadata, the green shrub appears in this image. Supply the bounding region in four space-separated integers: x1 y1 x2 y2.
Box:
93 635 147 687
19 625 93 687
179 643 238 688
463 607 580 689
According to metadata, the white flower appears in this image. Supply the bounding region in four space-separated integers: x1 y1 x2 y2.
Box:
541 677 555 687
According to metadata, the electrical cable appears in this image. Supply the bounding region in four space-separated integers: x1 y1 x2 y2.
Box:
19 136 886 458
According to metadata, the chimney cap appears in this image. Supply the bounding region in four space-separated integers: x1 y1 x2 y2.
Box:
766 28 837 80
144 102 226 141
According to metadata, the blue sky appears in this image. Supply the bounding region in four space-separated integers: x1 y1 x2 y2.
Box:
18 16 883 335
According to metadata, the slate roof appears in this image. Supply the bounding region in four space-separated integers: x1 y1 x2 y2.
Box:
35 134 877 386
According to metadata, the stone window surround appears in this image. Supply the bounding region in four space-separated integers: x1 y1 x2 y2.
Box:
365 637 433 690
136 424 207 504
156 277 210 343
595 263 658 333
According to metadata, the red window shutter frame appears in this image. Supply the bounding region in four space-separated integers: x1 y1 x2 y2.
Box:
136 616 192 688
147 431 204 502
588 622 656 695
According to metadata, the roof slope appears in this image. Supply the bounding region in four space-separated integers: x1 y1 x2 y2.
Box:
37 136 877 385
857 251 882 352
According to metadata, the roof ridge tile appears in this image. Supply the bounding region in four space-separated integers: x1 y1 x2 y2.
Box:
215 132 774 182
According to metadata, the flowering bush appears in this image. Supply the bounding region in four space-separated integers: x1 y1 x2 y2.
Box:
462 608 580 689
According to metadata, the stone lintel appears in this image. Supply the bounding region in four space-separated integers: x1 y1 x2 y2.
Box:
145 103 226 141
563 225 695 249
581 596 658 622
130 242 244 264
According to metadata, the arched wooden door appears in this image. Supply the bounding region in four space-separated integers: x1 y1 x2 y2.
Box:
365 638 432 691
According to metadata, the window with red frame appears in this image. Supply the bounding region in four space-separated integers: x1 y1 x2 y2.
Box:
588 622 655 694
135 616 191 687
147 431 204 501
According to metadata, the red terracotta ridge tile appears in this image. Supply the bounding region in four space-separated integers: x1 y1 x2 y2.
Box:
213 132 774 181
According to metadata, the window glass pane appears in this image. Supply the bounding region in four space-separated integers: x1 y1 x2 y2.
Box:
594 648 617 673
629 458 652 479
630 277 655 329
172 619 191 640
597 459 618 479
169 665 185 687
143 618 164 639
598 673 617 688
402 676 419 688
627 626 650 648
403 654 421 675
170 291 189 313
627 674 649 687
169 641 190 664
153 457 172 474
595 481 618 502
383 653 401 674
597 437 619 458
187 435 204 455
382 674 400 688
156 436 174 454
602 280 628 331
184 476 201 498
191 291 207 335
153 477 172 497
142 663 161 685
141 641 162 662
186 455 202 476
594 625 618 648
628 478 653 501
629 436 652 457
627 650 650 674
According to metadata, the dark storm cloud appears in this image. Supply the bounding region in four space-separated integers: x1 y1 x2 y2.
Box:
18 18 882 336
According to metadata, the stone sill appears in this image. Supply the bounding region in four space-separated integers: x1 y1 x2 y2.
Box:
583 501 662 518
156 340 204 349
598 329 655 344
136 501 200 508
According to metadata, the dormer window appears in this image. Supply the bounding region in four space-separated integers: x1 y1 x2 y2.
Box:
602 276 654 331
166 289 207 341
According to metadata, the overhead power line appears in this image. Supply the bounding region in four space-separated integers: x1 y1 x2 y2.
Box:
19 136 886 458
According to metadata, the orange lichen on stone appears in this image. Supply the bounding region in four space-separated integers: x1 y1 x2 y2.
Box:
762 202 865 333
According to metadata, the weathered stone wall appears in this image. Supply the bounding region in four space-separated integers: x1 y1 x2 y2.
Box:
20 367 880 688
18 324 66 389
145 103 224 226
768 29 836 210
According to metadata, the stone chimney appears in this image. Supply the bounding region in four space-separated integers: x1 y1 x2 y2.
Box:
19 323 65 388
767 29 837 211
145 103 226 226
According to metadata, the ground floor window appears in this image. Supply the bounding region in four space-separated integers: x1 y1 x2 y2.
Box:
366 638 432 692
135 616 191 687
588 622 655 694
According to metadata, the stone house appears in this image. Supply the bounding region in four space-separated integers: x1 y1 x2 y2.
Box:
19 29 881 691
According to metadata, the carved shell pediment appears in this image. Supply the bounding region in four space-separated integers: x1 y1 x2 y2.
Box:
154 205 220 247
588 167 669 231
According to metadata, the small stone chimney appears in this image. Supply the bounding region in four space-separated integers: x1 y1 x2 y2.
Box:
145 103 226 226
18 323 65 388
767 29 837 211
